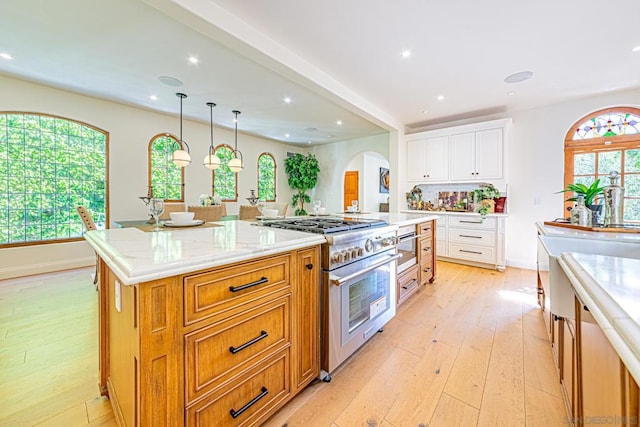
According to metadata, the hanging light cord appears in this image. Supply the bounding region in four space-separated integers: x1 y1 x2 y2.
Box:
177 93 190 152
208 102 216 154
233 110 240 152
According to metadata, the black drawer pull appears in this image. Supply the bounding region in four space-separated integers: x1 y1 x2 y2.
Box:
423 267 431 272
401 279 418 290
459 234 482 239
460 249 483 255
583 305 590 312
423 247 431 251
230 386 268 419
229 276 268 292
553 314 561 321
229 331 268 354
459 220 482 224
306 263 313 270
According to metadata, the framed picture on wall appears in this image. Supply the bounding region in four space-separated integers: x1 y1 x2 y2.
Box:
379 167 390 193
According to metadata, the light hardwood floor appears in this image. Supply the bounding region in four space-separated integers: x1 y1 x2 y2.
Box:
0 262 566 426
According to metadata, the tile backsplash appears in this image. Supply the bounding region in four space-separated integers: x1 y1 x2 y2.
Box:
407 182 507 212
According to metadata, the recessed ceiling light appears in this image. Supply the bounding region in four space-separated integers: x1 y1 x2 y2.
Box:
188 56 199 64
437 95 444 101
149 95 158 101
305 127 317 132
158 76 183 87
327 135 335 139
507 91 515 96
633 46 640 52
336 120 343 126
504 70 534 84
285 133 290 138
308 141 312 144
284 97 292 104
401 50 411 58
422 110 428 114
0 52 14 60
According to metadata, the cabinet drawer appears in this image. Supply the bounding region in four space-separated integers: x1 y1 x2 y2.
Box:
397 264 419 305
185 296 290 404
419 258 434 285
184 254 290 326
448 216 496 230
186 350 290 427
417 220 434 236
418 236 434 261
448 242 495 264
448 227 495 247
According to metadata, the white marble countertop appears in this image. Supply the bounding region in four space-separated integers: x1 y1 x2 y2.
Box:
400 210 509 218
536 221 640 243
559 252 640 384
85 221 325 285
334 212 440 226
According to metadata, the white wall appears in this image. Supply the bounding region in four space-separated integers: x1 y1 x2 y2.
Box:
405 87 640 270
0 75 298 279
311 133 389 214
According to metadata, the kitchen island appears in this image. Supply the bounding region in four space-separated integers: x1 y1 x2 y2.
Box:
84 221 325 427
535 222 640 423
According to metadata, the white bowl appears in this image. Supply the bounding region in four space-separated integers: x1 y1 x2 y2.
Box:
262 209 279 218
317 207 326 215
170 211 195 224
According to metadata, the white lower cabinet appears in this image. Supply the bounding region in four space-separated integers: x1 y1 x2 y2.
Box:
435 213 506 270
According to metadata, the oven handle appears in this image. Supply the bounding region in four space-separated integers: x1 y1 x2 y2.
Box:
398 233 418 243
329 253 402 286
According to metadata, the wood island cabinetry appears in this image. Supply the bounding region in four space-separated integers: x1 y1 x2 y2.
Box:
418 220 436 285
99 246 321 427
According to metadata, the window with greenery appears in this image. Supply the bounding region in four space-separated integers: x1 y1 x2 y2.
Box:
212 145 237 201
0 112 108 246
257 152 276 201
565 107 640 221
148 133 184 201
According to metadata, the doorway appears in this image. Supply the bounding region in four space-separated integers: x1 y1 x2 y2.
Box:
344 171 358 211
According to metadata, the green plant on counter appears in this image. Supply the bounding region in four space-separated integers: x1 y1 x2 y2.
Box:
473 183 501 218
284 153 320 215
557 179 605 206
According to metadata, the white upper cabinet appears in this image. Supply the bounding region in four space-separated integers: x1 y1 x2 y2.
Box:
406 118 510 184
450 128 503 181
407 136 449 182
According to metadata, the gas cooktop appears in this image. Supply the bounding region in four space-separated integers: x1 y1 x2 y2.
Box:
260 217 388 234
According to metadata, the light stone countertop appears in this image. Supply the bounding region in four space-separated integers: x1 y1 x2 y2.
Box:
334 212 440 226
84 220 325 286
536 221 640 243
559 252 640 384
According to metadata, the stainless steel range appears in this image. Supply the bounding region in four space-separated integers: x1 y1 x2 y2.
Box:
261 217 399 379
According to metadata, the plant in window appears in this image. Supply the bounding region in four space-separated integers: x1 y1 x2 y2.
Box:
284 153 320 215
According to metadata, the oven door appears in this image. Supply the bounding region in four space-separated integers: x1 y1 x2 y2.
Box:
397 226 417 273
324 250 400 373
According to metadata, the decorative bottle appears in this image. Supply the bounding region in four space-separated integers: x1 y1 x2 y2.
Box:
571 195 592 227
603 171 624 227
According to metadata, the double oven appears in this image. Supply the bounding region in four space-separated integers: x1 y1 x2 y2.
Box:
261 217 399 378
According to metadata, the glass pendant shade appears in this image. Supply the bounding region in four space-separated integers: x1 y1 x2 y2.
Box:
203 102 221 170
228 157 243 172
172 92 191 167
203 152 221 170
173 149 191 167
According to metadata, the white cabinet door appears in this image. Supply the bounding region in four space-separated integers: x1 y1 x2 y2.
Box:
476 128 503 180
425 136 449 181
450 132 475 181
407 138 428 182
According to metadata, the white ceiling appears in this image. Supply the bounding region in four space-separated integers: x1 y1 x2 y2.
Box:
1 0 639 146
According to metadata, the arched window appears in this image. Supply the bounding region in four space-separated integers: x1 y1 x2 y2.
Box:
148 133 184 201
257 152 276 202
0 112 108 246
212 144 237 201
564 107 640 221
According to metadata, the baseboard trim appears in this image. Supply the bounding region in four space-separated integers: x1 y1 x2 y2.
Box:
505 259 536 271
0 256 95 280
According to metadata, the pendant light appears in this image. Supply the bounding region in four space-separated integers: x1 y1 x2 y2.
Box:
228 110 244 173
203 102 221 170
172 92 191 167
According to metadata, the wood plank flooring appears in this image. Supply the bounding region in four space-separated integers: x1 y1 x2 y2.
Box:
0 262 566 426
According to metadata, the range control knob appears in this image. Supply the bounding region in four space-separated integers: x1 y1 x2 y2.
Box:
350 247 359 259
342 250 351 261
357 247 364 257
381 237 394 247
332 253 344 264
364 239 374 252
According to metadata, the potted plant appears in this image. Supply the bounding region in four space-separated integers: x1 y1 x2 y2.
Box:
473 183 501 217
284 153 320 215
558 179 606 223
